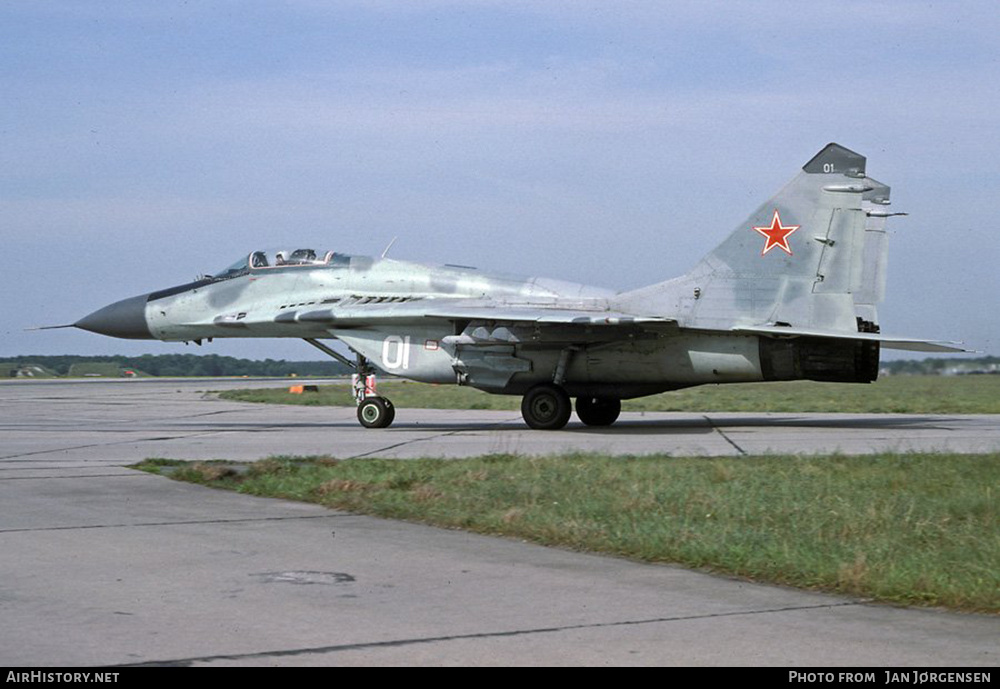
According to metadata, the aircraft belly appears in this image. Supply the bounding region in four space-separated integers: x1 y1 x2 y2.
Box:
488 333 765 396
334 327 458 384
583 333 763 384
332 329 766 393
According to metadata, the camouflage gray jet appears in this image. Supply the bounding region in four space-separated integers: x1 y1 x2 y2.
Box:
73 143 966 429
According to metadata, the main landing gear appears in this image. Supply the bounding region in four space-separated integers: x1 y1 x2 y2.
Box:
575 395 621 427
520 384 621 430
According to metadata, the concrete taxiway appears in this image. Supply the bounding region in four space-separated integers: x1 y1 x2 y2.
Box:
1 379 997 666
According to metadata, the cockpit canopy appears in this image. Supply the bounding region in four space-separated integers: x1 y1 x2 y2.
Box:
213 249 350 280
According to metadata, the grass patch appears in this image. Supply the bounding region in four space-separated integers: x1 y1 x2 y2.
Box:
217 375 1000 414
134 451 1000 613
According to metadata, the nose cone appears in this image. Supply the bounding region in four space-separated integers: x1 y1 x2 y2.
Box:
75 294 153 339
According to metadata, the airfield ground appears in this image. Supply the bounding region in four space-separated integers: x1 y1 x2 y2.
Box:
1 378 997 666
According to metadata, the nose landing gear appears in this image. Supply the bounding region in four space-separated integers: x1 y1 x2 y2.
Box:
352 367 395 429
302 339 397 429
357 394 395 429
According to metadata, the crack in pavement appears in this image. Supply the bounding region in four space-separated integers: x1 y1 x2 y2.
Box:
345 417 526 459
0 424 294 461
0 513 347 534
119 600 864 666
702 415 747 455
0 407 269 432
0 473 146 481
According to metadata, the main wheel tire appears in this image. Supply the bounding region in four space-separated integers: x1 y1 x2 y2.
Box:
357 396 395 429
575 396 621 426
521 384 572 430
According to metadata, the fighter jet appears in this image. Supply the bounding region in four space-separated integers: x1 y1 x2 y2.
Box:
72 143 966 429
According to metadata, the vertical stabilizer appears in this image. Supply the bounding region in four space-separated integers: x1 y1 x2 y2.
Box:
616 143 898 336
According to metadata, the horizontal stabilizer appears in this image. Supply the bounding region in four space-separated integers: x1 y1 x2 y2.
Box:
732 325 974 353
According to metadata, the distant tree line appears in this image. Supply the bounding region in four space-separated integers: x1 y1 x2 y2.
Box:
882 356 999 375
2 354 351 378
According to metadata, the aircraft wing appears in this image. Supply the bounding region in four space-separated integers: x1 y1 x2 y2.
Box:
282 298 677 329
731 325 974 353
263 299 969 352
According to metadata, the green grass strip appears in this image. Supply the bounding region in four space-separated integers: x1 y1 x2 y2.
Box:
135 452 1000 613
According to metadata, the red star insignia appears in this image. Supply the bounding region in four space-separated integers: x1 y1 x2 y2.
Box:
753 209 800 256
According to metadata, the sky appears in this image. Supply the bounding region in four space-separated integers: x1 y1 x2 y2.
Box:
2 0 998 361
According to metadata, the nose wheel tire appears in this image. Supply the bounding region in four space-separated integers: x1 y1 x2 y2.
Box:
357 396 395 429
575 396 621 426
521 384 572 430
